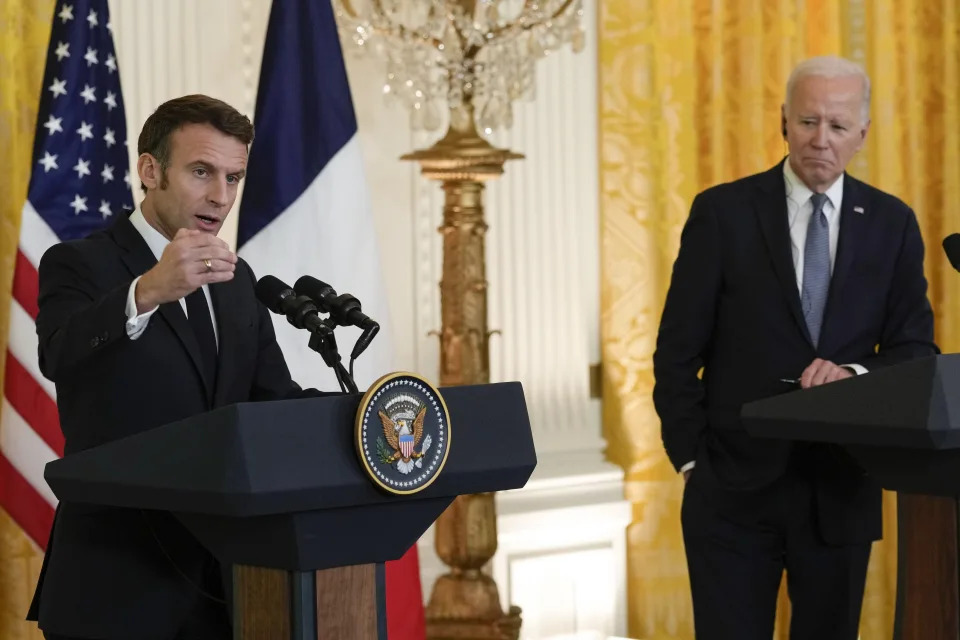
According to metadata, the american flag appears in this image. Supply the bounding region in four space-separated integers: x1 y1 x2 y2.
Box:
1 0 132 548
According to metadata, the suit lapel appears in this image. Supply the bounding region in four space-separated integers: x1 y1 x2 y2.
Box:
753 161 814 346
108 215 213 401
819 174 867 352
111 214 157 279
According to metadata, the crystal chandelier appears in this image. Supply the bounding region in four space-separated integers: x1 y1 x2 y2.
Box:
333 0 585 133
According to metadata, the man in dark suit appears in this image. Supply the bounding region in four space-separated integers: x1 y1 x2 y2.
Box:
653 56 937 639
27 95 312 640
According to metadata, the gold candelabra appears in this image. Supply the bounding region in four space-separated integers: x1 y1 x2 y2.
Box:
403 105 521 638
332 1 584 637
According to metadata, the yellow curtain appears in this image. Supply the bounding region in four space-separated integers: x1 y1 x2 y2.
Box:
0 1 55 639
599 1 960 638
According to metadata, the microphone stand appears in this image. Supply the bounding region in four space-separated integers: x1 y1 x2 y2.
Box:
306 319 359 394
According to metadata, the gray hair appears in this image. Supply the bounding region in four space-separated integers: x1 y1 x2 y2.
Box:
785 56 871 124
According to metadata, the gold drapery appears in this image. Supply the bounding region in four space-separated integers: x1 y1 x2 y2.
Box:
599 1 960 638
0 1 55 639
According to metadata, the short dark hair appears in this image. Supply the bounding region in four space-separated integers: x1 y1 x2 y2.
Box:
137 94 254 191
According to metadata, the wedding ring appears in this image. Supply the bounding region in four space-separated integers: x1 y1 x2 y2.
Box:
203 258 212 271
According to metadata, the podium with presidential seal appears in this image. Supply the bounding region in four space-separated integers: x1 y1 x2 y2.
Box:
42 373 536 640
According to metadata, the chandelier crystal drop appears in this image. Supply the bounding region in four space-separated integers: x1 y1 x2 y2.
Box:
333 0 585 132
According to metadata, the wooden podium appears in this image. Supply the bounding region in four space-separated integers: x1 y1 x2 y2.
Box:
742 354 960 640
44 382 536 640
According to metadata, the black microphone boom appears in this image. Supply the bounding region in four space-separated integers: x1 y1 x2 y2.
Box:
294 275 380 359
294 275 379 331
943 234 960 272
255 275 360 394
254 275 327 335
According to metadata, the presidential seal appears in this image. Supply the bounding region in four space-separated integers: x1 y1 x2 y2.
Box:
356 372 451 494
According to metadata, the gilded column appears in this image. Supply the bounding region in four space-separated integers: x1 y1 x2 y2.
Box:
404 105 522 639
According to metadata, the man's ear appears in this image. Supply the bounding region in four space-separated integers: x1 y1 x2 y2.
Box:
857 119 871 149
137 153 159 190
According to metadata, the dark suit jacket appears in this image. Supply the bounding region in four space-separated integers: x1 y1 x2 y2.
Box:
27 214 306 639
653 160 937 545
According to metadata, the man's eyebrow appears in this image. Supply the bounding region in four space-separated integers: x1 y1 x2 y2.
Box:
189 160 246 177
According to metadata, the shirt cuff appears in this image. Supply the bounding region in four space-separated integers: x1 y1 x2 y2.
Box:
842 363 868 376
125 276 159 340
680 460 696 473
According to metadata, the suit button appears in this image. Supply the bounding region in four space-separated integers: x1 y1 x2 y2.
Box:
100 331 109 341
89 337 101 348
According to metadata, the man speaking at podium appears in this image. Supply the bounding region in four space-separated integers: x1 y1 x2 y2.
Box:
654 56 937 640
27 95 311 639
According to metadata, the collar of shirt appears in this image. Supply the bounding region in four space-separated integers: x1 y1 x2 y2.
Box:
784 159 844 225
129 206 171 262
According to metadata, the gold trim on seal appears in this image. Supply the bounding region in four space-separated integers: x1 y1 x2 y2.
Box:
355 371 452 495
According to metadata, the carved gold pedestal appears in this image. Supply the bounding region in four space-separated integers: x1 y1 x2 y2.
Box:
403 107 522 640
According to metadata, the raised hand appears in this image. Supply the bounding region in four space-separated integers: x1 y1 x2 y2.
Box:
134 229 237 313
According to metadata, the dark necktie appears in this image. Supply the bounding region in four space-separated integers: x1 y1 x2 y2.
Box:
185 288 217 385
801 193 830 347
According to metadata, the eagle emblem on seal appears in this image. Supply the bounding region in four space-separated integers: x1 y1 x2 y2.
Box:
376 394 433 474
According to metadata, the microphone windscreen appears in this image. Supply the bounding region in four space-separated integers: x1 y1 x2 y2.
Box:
255 275 295 314
295 275 337 308
943 234 960 273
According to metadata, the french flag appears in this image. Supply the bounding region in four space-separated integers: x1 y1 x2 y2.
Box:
237 2 425 638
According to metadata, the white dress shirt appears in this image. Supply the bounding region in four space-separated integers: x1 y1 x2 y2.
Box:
124 208 218 346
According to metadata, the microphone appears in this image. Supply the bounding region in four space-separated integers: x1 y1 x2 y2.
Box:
295 275 380 359
294 276 380 332
254 275 327 335
944 234 960 272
